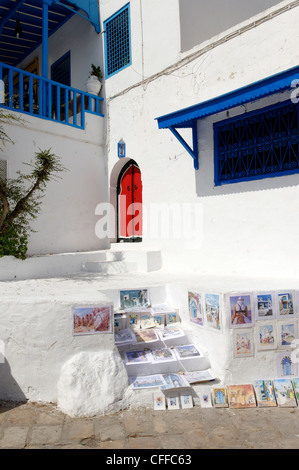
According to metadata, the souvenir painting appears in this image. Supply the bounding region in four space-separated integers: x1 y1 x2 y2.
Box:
255 321 277 351
133 328 159 343
128 311 140 329
167 396 180 410
292 378 299 402
229 294 253 328
150 348 177 364
160 373 190 390
157 326 185 341
180 394 194 409
153 392 166 411
277 320 298 349
227 384 257 409
124 349 152 365
139 312 156 329
129 374 167 390
254 292 275 320
276 291 295 317
72 305 113 336
188 291 204 327
253 380 277 407
233 329 254 358
166 311 179 325
199 390 213 408
120 289 150 310
114 328 137 346
205 293 221 331
273 379 297 407
276 351 298 378
213 387 228 408
152 314 165 328
174 344 202 360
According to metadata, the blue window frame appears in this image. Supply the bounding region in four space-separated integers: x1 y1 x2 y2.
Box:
104 3 131 78
214 100 299 186
51 51 71 104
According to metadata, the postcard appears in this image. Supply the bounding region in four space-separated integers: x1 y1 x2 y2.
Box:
292 378 299 402
229 294 253 328
157 326 185 340
120 289 150 310
124 350 152 365
205 293 221 331
276 351 298 378
227 384 256 409
212 388 228 408
129 374 167 390
255 321 277 351
153 392 166 411
167 396 180 410
188 291 204 327
174 344 202 360
233 329 254 358
127 311 140 329
253 380 277 407
133 328 159 343
180 394 194 409
151 348 177 364
114 328 137 346
72 305 113 336
277 320 298 349
273 378 297 407
254 292 275 320
183 369 215 384
139 312 156 329
199 390 213 408
276 291 295 317
152 314 165 328
160 373 190 390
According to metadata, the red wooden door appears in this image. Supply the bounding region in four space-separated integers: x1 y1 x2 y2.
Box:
118 162 142 240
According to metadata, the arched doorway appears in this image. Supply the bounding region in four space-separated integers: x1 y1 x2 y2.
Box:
117 160 142 242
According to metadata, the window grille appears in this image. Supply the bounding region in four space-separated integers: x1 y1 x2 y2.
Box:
104 4 131 77
214 101 299 185
0 159 7 182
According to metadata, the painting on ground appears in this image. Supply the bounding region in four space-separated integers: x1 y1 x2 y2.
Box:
253 380 277 407
213 388 228 408
120 289 150 310
205 293 221 330
188 291 204 327
254 292 275 319
233 329 254 358
72 305 112 336
227 384 256 409
229 294 253 328
273 379 297 407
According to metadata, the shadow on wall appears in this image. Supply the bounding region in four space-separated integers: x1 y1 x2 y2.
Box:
0 358 27 406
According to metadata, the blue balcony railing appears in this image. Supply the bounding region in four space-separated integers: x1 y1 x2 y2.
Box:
0 62 104 129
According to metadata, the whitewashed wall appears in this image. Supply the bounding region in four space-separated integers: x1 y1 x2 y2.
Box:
2 112 108 255
106 4 299 280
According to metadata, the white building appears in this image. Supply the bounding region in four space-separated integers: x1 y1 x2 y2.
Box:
0 0 299 414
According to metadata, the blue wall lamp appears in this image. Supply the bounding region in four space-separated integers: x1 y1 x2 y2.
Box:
118 139 126 158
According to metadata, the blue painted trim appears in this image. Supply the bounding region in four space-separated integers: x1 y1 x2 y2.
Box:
42 0 49 79
53 0 100 33
156 65 299 129
0 0 27 36
214 99 299 186
169 124 199 170
104 3 131 79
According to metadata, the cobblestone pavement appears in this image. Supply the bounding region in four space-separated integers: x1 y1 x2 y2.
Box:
0 401 299 450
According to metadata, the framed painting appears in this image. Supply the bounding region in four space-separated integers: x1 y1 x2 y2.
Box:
180 394 194 409
255 321 277 351
227 384 256 409
276 351 298 378
153 392 166 411
233 329 254 358
254 292 276 320
188 291 204 327
212 387 228 408
72 305 113 336
276 291 295 318
129 375 167 390
124 349 152 365
114 328 137 346
199 390 213 408
253 380 277 407
133 328 159 343
120 289 150 310
277 320 298 349
205 293 221 331
160 373 190 390
166 396 180 410
150 348 177 364
273 379 297 407
174 344 202 360
229 294 254 328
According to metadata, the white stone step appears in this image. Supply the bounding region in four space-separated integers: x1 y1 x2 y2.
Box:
81 249 162 273
81 260 137 274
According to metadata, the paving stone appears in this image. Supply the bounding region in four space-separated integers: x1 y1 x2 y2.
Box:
62 419 94 442
6 407 36 425
94 415 126 441
99 439 126 449
0 426 28 448
123 410 155 436
128 436 162 449
160 433 192 449
28 425 63 446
